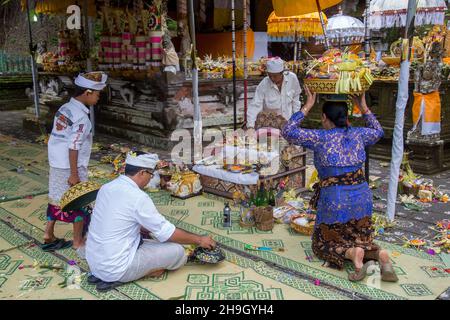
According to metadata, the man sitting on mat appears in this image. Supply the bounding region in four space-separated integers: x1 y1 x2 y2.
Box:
85 151 216 292
42 72 107 256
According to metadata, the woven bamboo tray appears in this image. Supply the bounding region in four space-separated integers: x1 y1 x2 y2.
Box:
304 77 371 94
290 214 315 236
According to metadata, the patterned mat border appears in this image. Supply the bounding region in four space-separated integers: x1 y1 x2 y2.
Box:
167 216 408 300
0 206 350 300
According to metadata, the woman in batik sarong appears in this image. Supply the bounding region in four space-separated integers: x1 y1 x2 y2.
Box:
282 88 398 282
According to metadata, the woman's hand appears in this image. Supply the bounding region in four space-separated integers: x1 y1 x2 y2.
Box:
301 85 317 116
350 93 370 114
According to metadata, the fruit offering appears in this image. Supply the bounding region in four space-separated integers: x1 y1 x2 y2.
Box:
305 48 374 94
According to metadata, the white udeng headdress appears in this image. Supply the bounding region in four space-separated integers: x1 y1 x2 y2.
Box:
125 152 159 169
266 57 285 73
74 72 108 91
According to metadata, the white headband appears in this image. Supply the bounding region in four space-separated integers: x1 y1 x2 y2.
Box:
74 72 108 91
266 58 285 73
126 152 159 169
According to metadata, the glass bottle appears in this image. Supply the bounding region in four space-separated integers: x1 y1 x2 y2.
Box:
268 179 276 207
223 202 232 227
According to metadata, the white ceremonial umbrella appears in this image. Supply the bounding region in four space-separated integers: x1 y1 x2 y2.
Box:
316 14 365 46
368 0 447 29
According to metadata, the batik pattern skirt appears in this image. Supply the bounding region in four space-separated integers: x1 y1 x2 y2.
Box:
311 216 380 269
47 166 90 226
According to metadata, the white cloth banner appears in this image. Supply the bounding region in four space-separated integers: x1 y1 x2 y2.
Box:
387 60 411 221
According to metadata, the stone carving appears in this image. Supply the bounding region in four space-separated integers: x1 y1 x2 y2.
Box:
409 42 444 142
162 33 180 74
119 85 135 107
414 42 443 94
178 20 191 59
216 84 244 108
38 77 65 97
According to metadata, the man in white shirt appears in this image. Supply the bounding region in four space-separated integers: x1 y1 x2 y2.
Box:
42 72 107 255
246 57 302 129
86 151 216 292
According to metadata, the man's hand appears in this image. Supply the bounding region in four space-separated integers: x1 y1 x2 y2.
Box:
197 235 216 250
350 93 370 114
68 173 80 186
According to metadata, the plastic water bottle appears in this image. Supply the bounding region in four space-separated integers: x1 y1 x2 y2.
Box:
223 202 231 228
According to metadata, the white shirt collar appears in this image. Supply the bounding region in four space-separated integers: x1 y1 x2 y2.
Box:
119 174 141 190
268 73 289 90
70 97 90 114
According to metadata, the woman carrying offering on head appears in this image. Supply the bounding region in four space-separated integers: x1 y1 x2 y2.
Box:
282 88 398 282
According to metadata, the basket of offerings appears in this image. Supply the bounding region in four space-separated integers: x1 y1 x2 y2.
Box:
198 54 226 79
381 56 401 67
290 212 316 235
304 49 374 94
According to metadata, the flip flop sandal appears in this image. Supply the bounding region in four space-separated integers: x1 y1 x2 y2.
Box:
380 263 399 282
348 260 375 282
96 280 124 292
40 239 73 252
87 274 102 285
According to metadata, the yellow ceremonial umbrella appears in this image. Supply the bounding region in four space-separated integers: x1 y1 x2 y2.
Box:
267 11 327 38
267 11 327 61
272 0 343 48
272 0 343 16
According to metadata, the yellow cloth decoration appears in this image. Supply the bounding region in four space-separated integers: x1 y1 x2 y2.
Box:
272 0 342 17
267 11 327 37
412 91 441 135
443 57 450 65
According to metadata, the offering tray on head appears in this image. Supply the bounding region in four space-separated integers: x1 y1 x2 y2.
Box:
305 48 374 94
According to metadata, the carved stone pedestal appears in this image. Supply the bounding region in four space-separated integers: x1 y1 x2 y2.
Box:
406 138 444 175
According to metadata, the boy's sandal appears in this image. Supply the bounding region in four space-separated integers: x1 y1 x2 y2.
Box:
380 263 399 282
348 260 375 282
40 239 73 252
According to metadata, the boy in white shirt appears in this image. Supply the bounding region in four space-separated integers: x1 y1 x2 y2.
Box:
42 72 107 254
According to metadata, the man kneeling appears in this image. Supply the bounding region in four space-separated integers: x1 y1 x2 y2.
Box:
86 151 215 291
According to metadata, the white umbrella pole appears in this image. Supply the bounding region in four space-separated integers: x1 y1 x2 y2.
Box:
386 0 417 221
231 0 237 130
25 0 40 119
83 0 95 136
243 0 248 126
189 0 202 163
294 31 298 62
364 0 371 55
315 0 329 49
363 0 371 181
